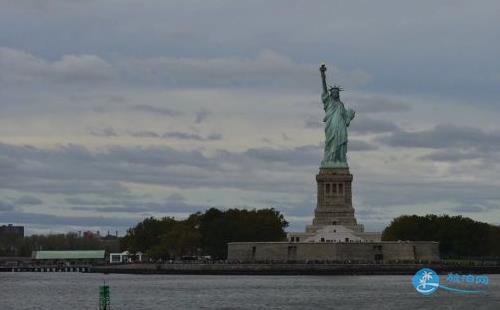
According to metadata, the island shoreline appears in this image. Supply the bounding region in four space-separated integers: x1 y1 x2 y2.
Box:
88 264 500 276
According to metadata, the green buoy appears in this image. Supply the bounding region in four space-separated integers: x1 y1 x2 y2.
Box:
99 282 111 310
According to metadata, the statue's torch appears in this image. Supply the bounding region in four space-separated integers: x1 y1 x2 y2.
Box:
320 63 328 93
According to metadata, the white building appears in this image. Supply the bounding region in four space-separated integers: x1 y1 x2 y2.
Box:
109 251 143 263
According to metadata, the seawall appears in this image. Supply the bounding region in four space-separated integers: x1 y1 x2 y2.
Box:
89 263 500 276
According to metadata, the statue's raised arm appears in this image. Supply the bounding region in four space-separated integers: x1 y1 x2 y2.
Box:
320 63 328 95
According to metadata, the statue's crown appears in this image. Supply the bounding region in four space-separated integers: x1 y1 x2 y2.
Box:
329 84 344 91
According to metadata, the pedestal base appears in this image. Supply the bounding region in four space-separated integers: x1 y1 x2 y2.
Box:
312 167 361 231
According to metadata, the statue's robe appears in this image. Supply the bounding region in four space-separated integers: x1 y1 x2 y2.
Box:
322 91 355 164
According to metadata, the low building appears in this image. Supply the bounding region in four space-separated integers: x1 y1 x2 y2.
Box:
109 251 143 263
32 250 105 265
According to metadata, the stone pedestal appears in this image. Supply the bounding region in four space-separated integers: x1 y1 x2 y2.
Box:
307 167 363 232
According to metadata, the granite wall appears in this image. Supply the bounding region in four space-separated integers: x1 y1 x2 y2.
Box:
227 241 439 264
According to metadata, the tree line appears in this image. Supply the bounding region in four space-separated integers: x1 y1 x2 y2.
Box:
382 214 500 258
0 232 119 257
120 208 288 259
3 212 499 260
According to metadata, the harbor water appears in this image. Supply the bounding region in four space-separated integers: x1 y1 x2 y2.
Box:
1 273 499 309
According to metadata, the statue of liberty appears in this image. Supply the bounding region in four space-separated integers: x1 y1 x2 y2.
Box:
319 63 355 168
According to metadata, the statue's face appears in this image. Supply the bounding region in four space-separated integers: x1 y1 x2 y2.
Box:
330 89 339 98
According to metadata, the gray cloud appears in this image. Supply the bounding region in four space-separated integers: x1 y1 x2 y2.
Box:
419 149 482 162
243 145 320 166
350 95 412 114
88 127 118 138
162 131 222 141
356 181 500 211
130 104 181 116
206 133 223 140
281 133 292 141
89 128 224 141
0 140 379 197
378 124 500 155
128 130 161 138
64 192 203 215
1 139 497 230
447 199 500 214
263 197 315 218
240 143 375 167
449 205 488 213
14 195 43 205
65 197 115 206
123 50 318 88
0 142 311 197
195 108 211 124
166 193 186 202
350 117 399 134
127 130 223 141
162 132 202 141
304 115 322 129
0 211 137 228
349 140 378 151
0 201 15 212
70 200 207 214
0 140 381 204
11 180 129 196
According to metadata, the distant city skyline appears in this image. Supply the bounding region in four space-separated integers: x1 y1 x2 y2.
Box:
1 1 499 235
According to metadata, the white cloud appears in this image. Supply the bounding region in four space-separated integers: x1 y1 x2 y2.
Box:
0 47 373 90
0 47 114 83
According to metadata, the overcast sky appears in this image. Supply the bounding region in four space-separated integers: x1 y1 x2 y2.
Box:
1 0 499 235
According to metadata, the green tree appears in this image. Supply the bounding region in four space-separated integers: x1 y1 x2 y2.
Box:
120 217 176 253
199 208 288 258
382 214 500 258
120 207 288 260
